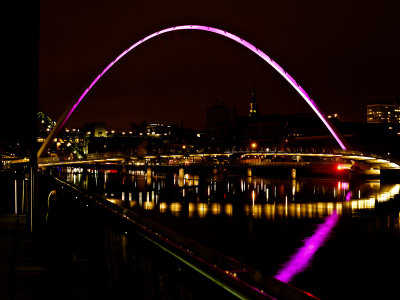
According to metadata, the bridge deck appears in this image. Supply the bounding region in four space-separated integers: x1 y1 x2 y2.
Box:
35 150 400 170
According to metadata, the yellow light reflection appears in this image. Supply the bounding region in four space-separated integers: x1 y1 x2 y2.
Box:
170 202 182 216
211 203 221 215
188 203 195 218
224 204 233 217
264 204 275 221
197 203 208 218
193 175 199 186
159 202 168 213
292 179 296 196
143 201 155 210
107 198 123 205
252 204 262 218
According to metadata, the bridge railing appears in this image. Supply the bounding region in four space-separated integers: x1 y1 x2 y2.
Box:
39 173 319 299
37 146 400 169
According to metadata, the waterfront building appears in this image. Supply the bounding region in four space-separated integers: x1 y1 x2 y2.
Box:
367 103 400 124
84 122 107 137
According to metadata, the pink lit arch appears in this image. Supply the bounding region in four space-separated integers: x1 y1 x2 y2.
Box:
38 25 346 158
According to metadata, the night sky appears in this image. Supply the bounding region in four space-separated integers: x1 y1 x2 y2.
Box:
39 0 400 130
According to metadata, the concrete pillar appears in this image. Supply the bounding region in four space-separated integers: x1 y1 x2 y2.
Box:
291 168 296 179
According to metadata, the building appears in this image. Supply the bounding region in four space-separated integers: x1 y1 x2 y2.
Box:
249 90 258 117
131 121 179 138
367 103 400 124
206 102 233 127
83 122 107 137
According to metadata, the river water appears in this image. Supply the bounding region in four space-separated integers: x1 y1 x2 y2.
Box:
59 167 400 299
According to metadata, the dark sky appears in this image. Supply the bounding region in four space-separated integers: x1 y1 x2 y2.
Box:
39 0 400 130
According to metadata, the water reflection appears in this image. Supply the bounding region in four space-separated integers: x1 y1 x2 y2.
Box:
62 167 400 224
275 210 339 283
59 166 400 297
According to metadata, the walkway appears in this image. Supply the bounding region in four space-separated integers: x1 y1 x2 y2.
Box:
0 214 55 299
0 214 98 300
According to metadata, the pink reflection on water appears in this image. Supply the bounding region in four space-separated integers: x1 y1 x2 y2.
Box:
345 191 352 201
275 210 339 283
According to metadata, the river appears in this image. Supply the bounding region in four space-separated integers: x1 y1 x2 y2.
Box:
59 166 400 299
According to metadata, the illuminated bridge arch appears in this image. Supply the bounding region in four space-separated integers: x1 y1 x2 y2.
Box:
38 25 347 158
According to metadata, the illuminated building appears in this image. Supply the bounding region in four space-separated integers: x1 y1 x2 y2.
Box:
146 123 170 138
93 123 106 137
249 90 258 117
131 122 179 138
83 122 107 137
367 104 400 124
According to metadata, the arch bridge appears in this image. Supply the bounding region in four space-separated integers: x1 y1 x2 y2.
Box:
37 25 399 172
38 25 347 158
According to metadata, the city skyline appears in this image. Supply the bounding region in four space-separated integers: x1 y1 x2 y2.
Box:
39 0 400 130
